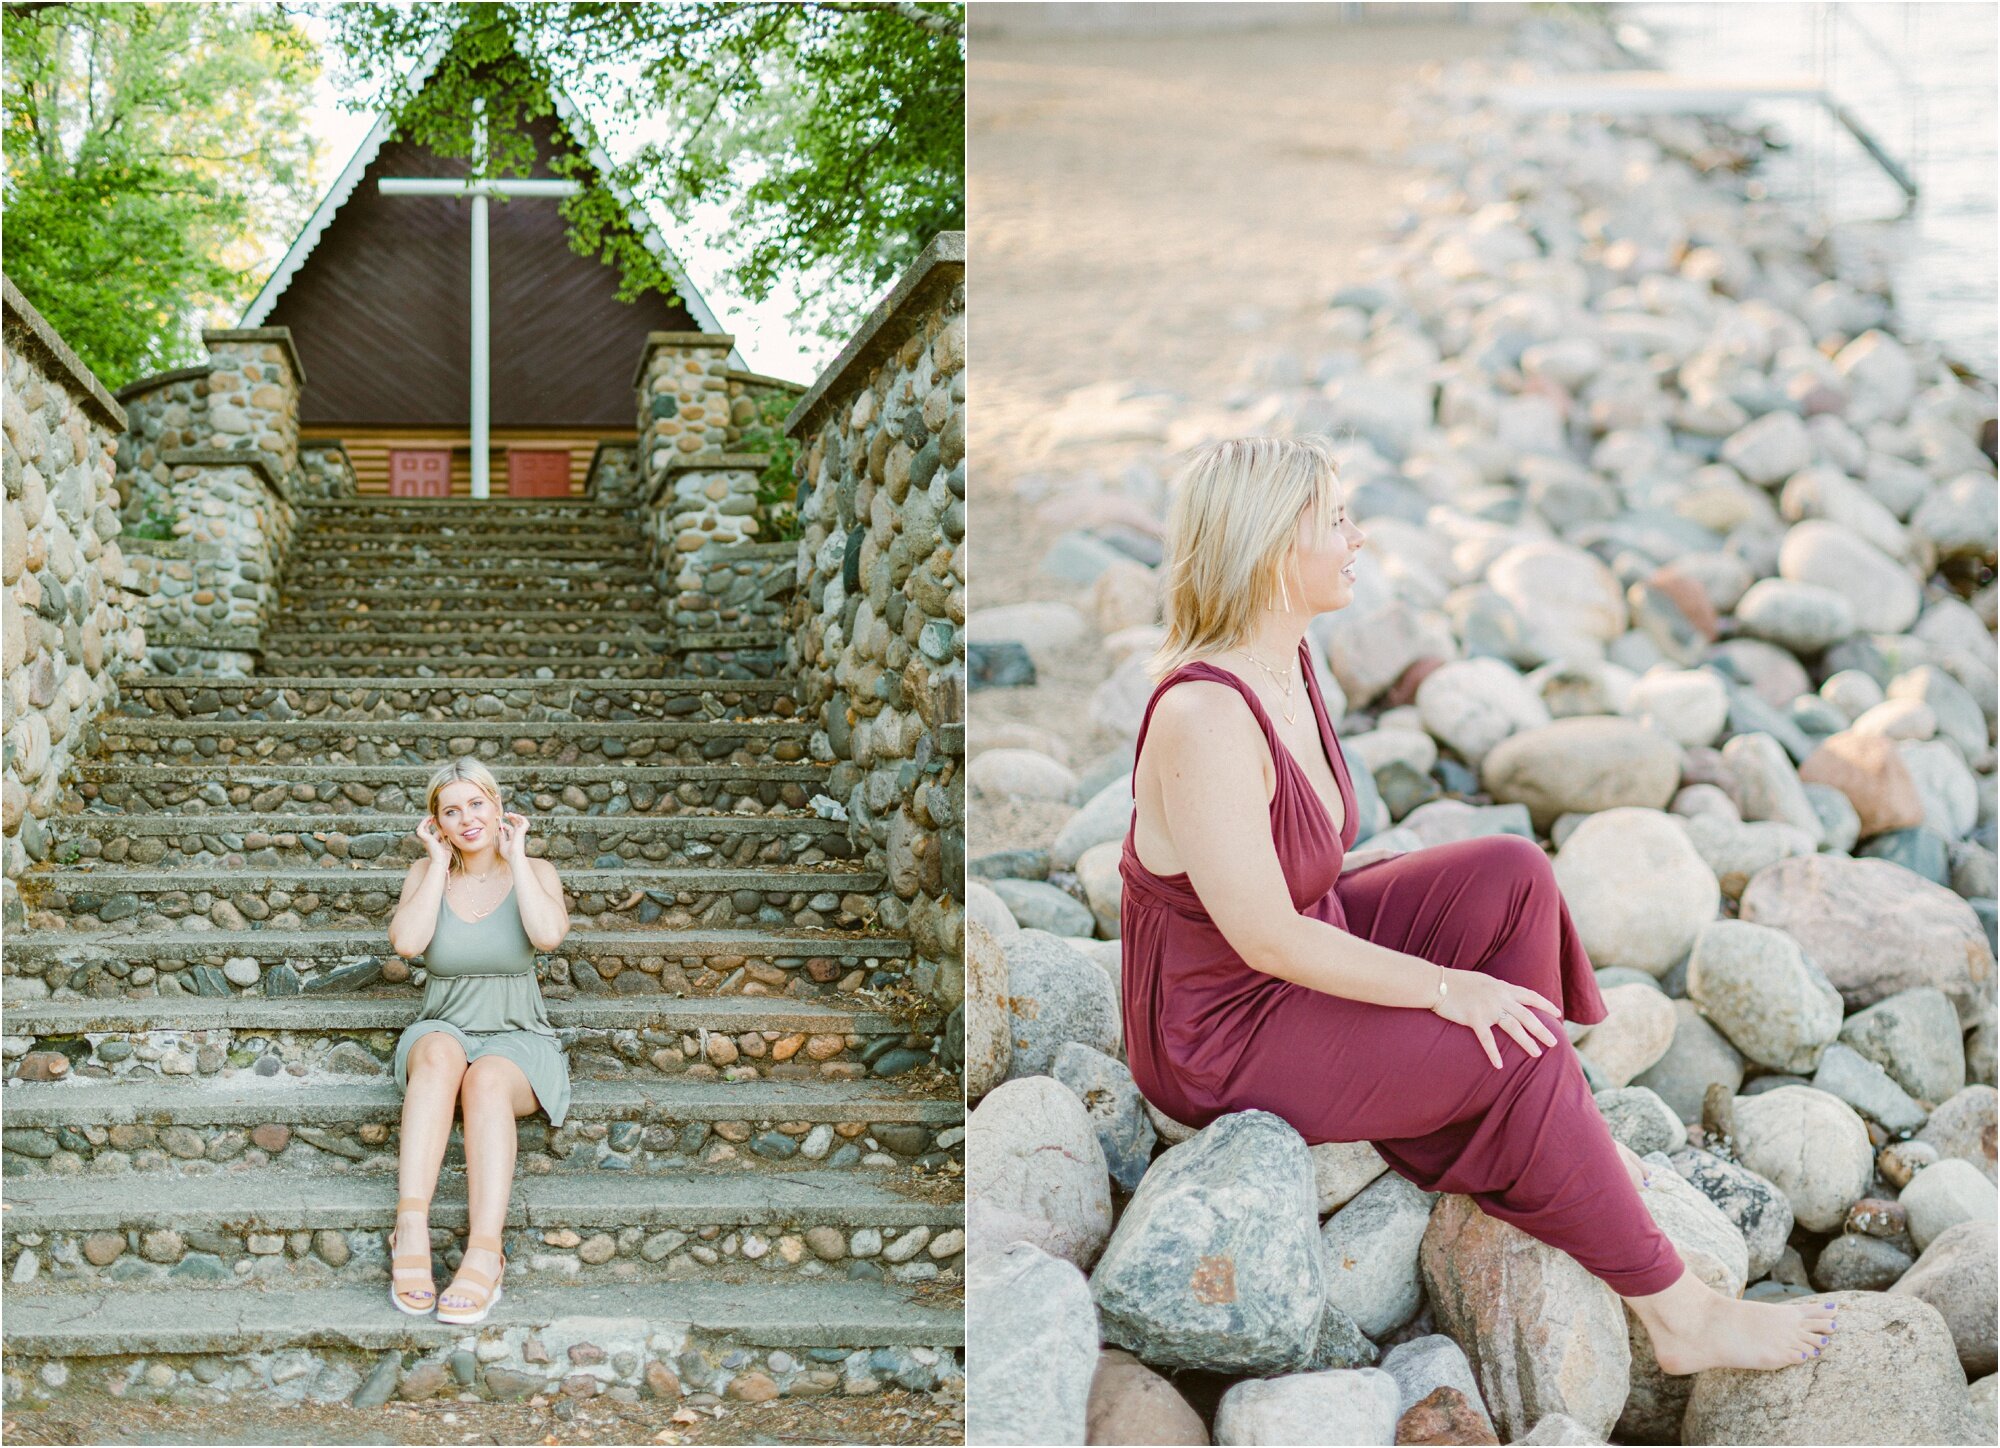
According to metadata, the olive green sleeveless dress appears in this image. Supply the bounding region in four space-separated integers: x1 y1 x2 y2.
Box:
392 876 571 1127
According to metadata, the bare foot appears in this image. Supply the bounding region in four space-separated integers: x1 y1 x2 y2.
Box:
1612 1140 1653 1192
1639 1284 1841 1375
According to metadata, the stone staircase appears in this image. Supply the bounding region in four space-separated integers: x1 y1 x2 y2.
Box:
1 497 963 1410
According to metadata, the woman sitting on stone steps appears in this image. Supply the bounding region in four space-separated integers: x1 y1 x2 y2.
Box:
384 757 573 1324
1120 435 1842 1374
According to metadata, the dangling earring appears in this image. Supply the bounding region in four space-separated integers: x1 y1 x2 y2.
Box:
1278 566 1293 615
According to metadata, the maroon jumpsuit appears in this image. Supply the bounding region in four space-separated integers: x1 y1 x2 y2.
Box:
1118 640 1686 1298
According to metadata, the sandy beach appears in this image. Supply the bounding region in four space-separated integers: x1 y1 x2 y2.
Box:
967 15 1504 852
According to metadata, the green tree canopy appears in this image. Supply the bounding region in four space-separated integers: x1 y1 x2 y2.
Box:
310 1 964 343
2 1 320 388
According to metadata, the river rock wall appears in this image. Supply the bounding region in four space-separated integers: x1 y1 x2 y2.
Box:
1 279 145 913
787 232 968 1014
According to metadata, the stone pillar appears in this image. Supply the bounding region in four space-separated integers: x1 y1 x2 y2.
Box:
198 327 305 487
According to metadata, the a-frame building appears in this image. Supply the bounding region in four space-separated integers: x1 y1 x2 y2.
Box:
242 37 745 497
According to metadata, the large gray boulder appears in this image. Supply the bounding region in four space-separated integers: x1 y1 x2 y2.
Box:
1839 988 1968 1105
1001 929 1120 1079
1890 1218 1998 1379
1685 919 1844 1073
1052 1042 1157 1195
966 1243 1099 1446
1091 1111 1327 1375
1321 1170 1438 1340
1739 855 1995 1025
1917 1086 1998 1182
1682 1292 1979 1445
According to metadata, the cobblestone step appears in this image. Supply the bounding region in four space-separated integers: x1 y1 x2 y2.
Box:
93 718 813 768
1 1171 964 1293
47 810 852 871
0 1279 961 1409
17 864 887 932
260 629 675 655
278 589 661 612
297 518 645 538
290 538 647 559
252 654 739 679
0 1076 965 1176
3 924 911 1000
115 674 796 724
282 559 654 582
75 759 830 815
272 609 673 632
3 994 939 1086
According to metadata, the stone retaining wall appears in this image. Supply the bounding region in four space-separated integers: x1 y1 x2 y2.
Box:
112 327 307 673
785 233 968 1017
2 278 145 916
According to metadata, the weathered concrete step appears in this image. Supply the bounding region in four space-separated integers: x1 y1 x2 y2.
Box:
94 718 813 768
2 991 927 1041
283 557 653 577
299 517 644 535
19 865 886 934
677 630 786 651
118 674 792 715
275 609 671 631
261 629 673 651
4 924 911 1000
291 539 647 559
1 1172 963 1294
0 1284 960 1413
280 588 659 609
49 810 851 872
254 656 765 680
298 498 636 514
1 1078 964 1177
4 994 937 1086
76 760 827 817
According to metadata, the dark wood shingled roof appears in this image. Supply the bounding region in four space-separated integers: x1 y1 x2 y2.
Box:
263 106 701 429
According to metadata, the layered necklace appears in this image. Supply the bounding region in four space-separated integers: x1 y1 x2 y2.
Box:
448 859 511 922
1232 642 1300 725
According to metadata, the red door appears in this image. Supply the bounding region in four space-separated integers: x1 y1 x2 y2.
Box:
508 449 572 497
388 449 453 497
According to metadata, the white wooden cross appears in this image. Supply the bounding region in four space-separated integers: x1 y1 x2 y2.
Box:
377 100 581 499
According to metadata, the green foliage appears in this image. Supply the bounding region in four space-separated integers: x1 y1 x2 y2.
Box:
314 1 963 341
737 385 803 542
1 3 321 388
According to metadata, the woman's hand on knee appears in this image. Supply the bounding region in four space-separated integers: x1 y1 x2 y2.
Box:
1432 973 1561 1069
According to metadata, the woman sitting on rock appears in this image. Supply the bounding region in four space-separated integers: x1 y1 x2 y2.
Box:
384 757 572 1323
1119 435 1841 1372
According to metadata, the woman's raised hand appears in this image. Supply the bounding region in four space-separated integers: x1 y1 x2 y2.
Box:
1429 970 1563 1070
415 816 453 865
496 810 531 863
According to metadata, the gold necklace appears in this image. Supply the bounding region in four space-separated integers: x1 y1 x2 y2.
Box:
449 863 510 922
1232 644 1300 725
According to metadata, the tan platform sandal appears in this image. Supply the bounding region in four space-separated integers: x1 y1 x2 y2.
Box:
434 1230 506 1326
389 1195 437 1315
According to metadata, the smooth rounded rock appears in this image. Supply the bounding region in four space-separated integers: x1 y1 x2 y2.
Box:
1838 988 1966 1106
1574 983 1678 1089
1001 929 1120 1078
1321 1170 1437 1340
1916 1086 1997 1182
1085 1348 1209 1446
1415 658 1551 769
1777 519 1921 634
1900 1158 1998 1253
1686 919 1844 1073
1890 1218 1998 1378
966 1243 1099 1446
1482 717 1681 831
966 1076 1113 1271
1555 808 1719 978
965 920 1012 1100
1730 1086 1873 1232
1213 1368 1402 1447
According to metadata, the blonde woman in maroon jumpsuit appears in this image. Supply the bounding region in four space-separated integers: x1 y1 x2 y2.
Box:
1119 435 1842 1373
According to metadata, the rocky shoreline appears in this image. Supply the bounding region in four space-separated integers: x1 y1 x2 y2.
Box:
963 14 1996 1447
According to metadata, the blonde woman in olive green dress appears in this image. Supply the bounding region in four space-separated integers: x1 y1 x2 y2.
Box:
384 758 572 1323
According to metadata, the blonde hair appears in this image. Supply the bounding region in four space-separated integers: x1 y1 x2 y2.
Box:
424 757 505 876
1149 435 1344 680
